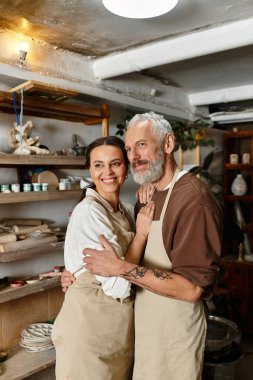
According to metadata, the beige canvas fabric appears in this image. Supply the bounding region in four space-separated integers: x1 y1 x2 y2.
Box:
133 168 206 380
52 198 135 380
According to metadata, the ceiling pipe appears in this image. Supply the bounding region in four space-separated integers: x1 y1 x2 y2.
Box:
210 111 253 124
189 84 253 106
93 18 253 80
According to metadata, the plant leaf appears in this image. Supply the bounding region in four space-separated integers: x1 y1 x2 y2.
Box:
202 151 214 170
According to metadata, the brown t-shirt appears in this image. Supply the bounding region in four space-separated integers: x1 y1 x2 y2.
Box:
135 173 222 291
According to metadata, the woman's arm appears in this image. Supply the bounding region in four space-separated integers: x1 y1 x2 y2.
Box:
62 201 154 295
125 201 155 264
64 199 132 299
95 202 154 299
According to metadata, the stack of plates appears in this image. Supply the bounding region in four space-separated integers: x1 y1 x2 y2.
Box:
19 323 54 352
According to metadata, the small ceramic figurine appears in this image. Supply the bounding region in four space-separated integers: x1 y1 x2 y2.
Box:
237 242 244 262
242 153 251 164
7 120 50 155
231 174 247 196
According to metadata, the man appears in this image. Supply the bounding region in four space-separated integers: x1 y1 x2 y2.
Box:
82 112 222 380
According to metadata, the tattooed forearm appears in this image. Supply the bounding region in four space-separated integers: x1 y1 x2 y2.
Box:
121 266 176 298
121 266 148 279
119 263 199 302
121 266 173 281
153 269 173 280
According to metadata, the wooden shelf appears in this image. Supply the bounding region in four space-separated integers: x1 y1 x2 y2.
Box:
0 90 110 129
224 163 253 170
221 127 253 333
0 277 60 304
9 80 79 102
0 154 86 168
0 190 82 204
225 195 253 202
221 255 253 265
224 131 253 138
0 345 55 380
215 257 253 332
242 224 253 233
0 241 64 263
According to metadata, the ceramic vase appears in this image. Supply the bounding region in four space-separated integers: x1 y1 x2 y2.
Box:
231 174 247 196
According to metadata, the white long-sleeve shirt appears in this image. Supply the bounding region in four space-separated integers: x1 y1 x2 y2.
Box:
64 188 134 300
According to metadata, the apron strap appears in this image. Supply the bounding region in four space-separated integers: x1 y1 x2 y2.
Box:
120 203 136 232
86 195 135 232
159 166 180 221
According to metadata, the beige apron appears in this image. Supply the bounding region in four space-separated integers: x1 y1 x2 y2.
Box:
52 198 135 380
133 168 206 380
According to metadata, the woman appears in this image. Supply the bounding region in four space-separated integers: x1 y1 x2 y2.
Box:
52 136 154 380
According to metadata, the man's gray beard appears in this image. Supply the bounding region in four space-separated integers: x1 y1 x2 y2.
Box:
131 150 164 185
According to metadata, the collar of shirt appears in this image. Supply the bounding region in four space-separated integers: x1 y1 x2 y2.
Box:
163 170 188 191
86 188 124 214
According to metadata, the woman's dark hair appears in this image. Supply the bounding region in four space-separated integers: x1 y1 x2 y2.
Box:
78 136 128 203
85 136 128 168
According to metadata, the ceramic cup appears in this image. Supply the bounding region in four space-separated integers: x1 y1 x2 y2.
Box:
1 184 10 193
32 183 41 192
59 182 67 190
23 183 32 192
11 183 20 192
230 154 238 164
242 153 251 164
41 183 49 191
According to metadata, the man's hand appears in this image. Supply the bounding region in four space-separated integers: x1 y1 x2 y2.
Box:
61 270 75 293
83 235 124 276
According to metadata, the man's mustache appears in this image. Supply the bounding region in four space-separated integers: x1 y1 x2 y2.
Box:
132 159 149 168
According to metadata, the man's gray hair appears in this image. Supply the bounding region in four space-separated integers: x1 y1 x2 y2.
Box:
126 111 173 145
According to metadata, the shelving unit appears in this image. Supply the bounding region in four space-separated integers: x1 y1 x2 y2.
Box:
0 241 64 263
0 345 56 380
0 81 109 269
223 130 253 253
0 154 86 167
0 81 110 137
0 189 82 204
0 81 110 378
0 277 60 304
217 128 253 332
216 256 253 333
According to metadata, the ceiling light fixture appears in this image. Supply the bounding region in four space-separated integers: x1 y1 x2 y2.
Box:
102 0 178 19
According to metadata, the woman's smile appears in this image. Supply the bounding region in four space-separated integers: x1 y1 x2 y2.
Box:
101 177 117 184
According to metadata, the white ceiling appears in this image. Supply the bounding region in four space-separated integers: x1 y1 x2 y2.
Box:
0 0 253 124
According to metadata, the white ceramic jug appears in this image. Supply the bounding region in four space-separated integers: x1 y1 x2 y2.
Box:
231 174 247 196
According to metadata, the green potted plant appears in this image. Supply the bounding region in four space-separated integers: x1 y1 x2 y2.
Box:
170 118 215 152
116 112 215 152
